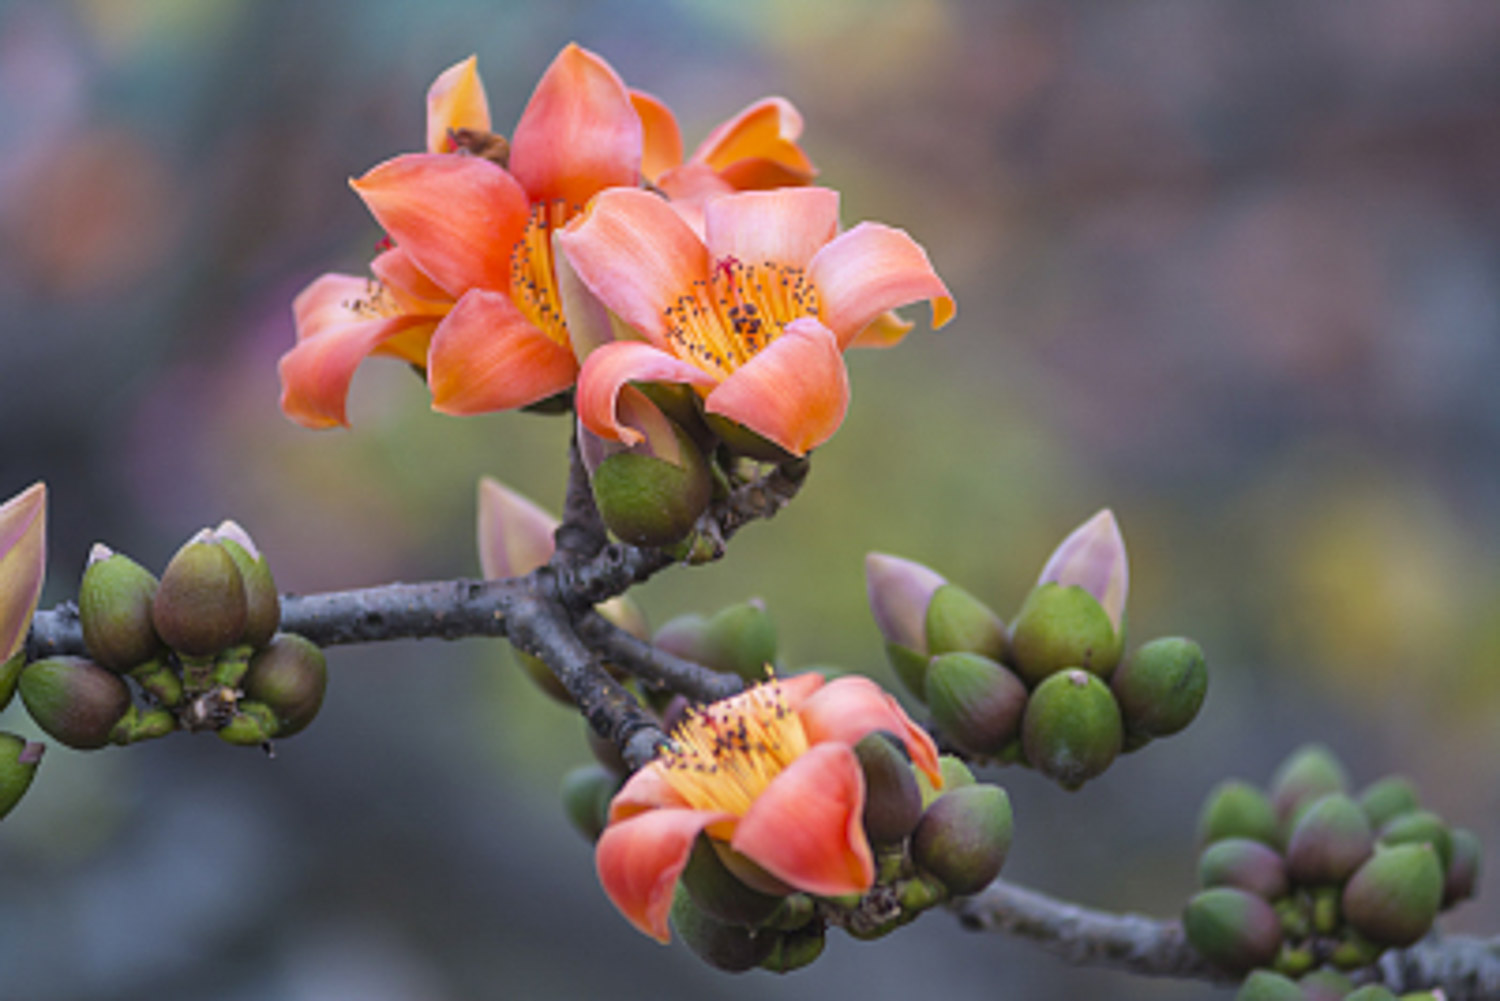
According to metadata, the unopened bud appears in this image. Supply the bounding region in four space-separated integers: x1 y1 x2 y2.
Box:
152 536 247 658
924 652 1026 756
128 658 183 707
1443 827 1481 909
18 656 131 749
217 701 280 745
559 763 619 843
241 634 328 738
1198 838 1290 901
759 924 825 974
669 884 775 972
853 733 923 846
0 732 43 820
925 584 1007 661
916 753 976 809
109 705 176 744
700 600 778 681
1378 810 1453 873
1284 793 1374 885
1199 781 1280 848
0 650 22 712
680 834 784 927
1344 987 1399 1001
865 552 947 698
214 522 280 649
1271 941 1315 978
1269 744 1349 827
0 482 46 667
590 400 712 547
911 784 1013 896
1235 969 1306 1001
1021 668 1123 789
1342 843 1444 948
1182 887 1283 974
1036 509 1128 630
1299 969 1355 1001
1358 775 1421 832
1330 929 1383 971
1110 636 1207 739
1008 584 1124 686
78 546 164 672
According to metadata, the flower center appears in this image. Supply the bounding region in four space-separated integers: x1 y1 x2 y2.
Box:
509 200 575 349
657 678 810 818
345 278 402 320
663 256 820 381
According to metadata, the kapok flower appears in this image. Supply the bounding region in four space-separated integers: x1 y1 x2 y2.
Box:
0 482 46 665
595 672 941 942
560 186 955 457
279 45 642 428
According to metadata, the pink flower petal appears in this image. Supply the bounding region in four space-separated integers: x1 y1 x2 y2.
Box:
476 477 558 580
849 309 915 350
864 552 947 652
630 89 683 183
370 247 452 316
691 97 814 181
731 743 873 896
576 340 718 446
278 313 436 429
608 763 690 823
808 221 956 348
655 162 733 241
703 188 839 273
292 273 377 342
0 482 46 663
596 807 729 943
426 289 579 415
703 317 848 457
797 675 942 786
425 55 492 154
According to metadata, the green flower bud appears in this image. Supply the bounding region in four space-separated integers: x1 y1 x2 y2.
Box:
680 834 784 927
109 705 176 744
1009 584 1124 686
559 763 619 843
1198 838 1290 900
18 656 131 750
1311 885 1341 935
591 423 711 547
1298 969 1355 1001
1330 929 1383 971
1342 843 1444 948
886 644 932 702
924 652 1027 756
1378 810 1453 873
699 599 778 682
152 536 247 658
1442 827 1481 909
1284 794 1374 886
853 733 922 846
1110 636 1207 739
1182 887 1283 974
241 634 327 738
214 522 280 650
1021 669 1123 789
925 584 1007 662
1270 745 1349 826
0 649 23 712
128 658 183 707
768 893 815 931
1358 775 1420 832
1199 781 1280 848
759 925 826 974
1271 942 1315 978
0 733 43 820
911 783 1013 896
897 874 947 913
1236 969 1306 1001
78 545 164 672
916 753 977 808
217 701 280 745
1274 896 1311 940
669 884 775 972
1344 987 1399 1001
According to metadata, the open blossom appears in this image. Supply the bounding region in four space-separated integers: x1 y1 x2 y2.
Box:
0 482 46 664
596 672 941 942
559 185 954 456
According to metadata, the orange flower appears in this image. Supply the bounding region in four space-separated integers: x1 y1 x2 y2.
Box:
596 672 941 942
279 46 641 427
559 186 955 456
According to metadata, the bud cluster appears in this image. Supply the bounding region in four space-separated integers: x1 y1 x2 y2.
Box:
15 522 327 754
867 510 1208 789
1186 745 1479 991
1236 969 1446 1001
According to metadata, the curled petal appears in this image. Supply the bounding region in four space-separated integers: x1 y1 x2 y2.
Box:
558 186 709 349
704 317 848 457
371 248 452 317
630 89 683 183
596 807 729 943
608 762 690 823
731 743 872 896
509 44 642 209
293 273 378 342
0 482 46 663
692 97 814 181
775 671 827 713
576 341 717 446
476 477 558 580
808 222 956 348
352 153 528 299
703 188 839 274
655 163 734 241
425 55 492 154
279 313 436 429
427 289 579 415
797 675 942 786
849 309 915 350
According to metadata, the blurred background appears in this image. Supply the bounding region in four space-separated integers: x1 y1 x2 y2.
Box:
2 0 1499 998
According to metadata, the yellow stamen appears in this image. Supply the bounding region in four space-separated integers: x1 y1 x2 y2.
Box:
509 199 575 349
657 678 810 817
663 256 820 381
345 278 401 319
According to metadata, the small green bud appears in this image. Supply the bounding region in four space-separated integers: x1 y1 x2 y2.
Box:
853 733 923 846
109 705 176 744
128 658 183 707
1378 810 1453 873
1021 668 1123 789
241 634 327 738
1442 827 1481 908
1110 636 1207 739
700 600 778 682
669 884 775 972
217 701 280 745
18 656 131 750
1284 794 1374 885
1274 896 1312 940
0 733 44 820
768 893 815 931
78 545 164 672
916 753 977 808
1236 969 1306 1001
911 784 1013 896
1342 843 1444 948
680 834 784 927
897 874 948 913
1182 887 1283 974
924 584 1007 661
152 536 248 658
759 925 825 974
0 649 23 712
1009 583 1124 686
924 652 1027 756
1330 929 1383 971
1271 942 1315 978
1270 745 1349 826
1199 781 1280 848
1198 838 1290 900
1298 969 1355 1001
591 424 711 547
885 643 932 702
1311 885 1341 936
1343 987 1399 1001
214 522 280 649
559 763 619 843
1358 775 1421 832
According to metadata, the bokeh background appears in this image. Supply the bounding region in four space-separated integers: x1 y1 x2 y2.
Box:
2 1 1499 998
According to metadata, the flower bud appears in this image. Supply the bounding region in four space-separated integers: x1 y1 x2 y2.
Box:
669 884 775 972
1037 509 1128 628
78 545 164 672
1198 838 1290 901
1342 843 1444 948
916 753 976 809
925 584 1008 661
699 600 778 682
1330 929 1383 971
0 732 43 820
1199 781 1280 848
1284 793 1374 885
588 395 712 547
218 701 280 745
1442 827 1481 908
853 733 923 846
109 705 176 744
213 521 280 649
152 535 247 658
241 634 328 738
0 482 46 667
1021 668 1123 789
1269 745 1349 827
1110 636 1207 739
1311 884 1341 935
1008 584 1124 686
0 650 22 712
128 658 183 707
1274 896 1311 940
18 656 132 749
865 552 947 698
1343 987 1399 1001
559 763 619 843
924 652 1027 756
911 783 1013 895
1271 941 1314 978
1358 775 1420 832
759 925 826 974
1235 970 1306 1001
1182 887 1283 974
1299 970 1355 1001
680 834 784 927
1378 810 1453 873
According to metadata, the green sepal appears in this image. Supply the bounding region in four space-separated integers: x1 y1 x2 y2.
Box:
681 834 784 927
884 642 931 702
670 884 776 972
110 705 177 745
217 701 280 746
759 924 825 974
129 658 183 707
